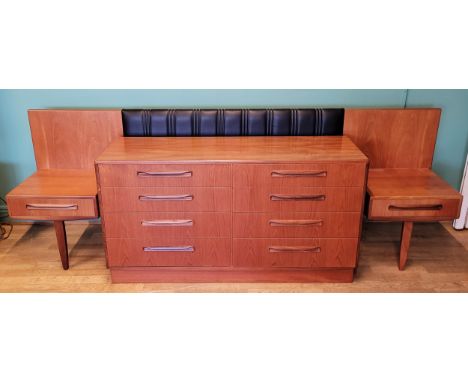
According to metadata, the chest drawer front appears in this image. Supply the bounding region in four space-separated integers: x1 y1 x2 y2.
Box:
7 196 98 220
368 197 462 221
234 187 363 212
107 238 231 267
233 163 366 188
98 164 231 187
104 212 231 239
100 187 232 212
233 238 358 268
233 212 361 238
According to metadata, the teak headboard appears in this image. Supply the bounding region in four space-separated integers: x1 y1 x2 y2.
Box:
27 108 442 171
28 110 122 170
343 108 441 169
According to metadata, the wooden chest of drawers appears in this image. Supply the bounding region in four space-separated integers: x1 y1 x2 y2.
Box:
96 136 368 283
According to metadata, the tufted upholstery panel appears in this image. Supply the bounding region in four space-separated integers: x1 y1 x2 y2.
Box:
122 109 344 137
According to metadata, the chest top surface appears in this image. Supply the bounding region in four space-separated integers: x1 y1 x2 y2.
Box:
96 136 368 164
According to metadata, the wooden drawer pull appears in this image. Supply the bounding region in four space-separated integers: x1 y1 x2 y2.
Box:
139 194 193 201
137 170 192 177
269 219 323 227
269 246 321 253
388 204 443 211
26 203 78 210
270 194 326 201
271 170 327 178
141 219 193 227
143 246 195 252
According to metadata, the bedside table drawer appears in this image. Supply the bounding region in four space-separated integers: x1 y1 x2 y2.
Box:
233 238 358 268
7 196 98 220
98 164 231 187
368 197 462 221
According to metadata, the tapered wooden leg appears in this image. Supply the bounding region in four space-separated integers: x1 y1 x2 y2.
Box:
399 221 413 270
54 221 69 270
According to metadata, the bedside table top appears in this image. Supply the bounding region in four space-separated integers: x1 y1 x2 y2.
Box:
367 168 461 199
7 169 97 198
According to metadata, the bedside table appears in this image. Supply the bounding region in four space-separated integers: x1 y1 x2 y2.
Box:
367 168 462 270
6 169 99 269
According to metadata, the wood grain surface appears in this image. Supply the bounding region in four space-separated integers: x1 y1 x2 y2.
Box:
234 186 363 212
96 136 368 281
100 187 232 212
104 211 232 239
6 197 98 220
54 221 69 270
233 212 362 238
233 238 358 268
98 164 232 187
343 108 440 169
95 136 369 163
369 197 461 221
6 169 99 220
29 109 122 169
106 237 231 267
110 267 355 283
232 163 366 188
7 169 97 197
367 168 462 221
0 221 467 291
399 222 414 270
368 168 462 198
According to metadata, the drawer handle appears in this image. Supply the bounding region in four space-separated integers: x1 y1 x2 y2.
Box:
143 246 195 252
269 219 323 227
137 170 192 177
388 204 443 211
269 246 321 253
271 170 327 178
139 194 193 201
26 203 78 210
270 194 326 201
141 219 193 227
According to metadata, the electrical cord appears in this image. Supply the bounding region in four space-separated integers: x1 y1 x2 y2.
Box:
0 196 13 240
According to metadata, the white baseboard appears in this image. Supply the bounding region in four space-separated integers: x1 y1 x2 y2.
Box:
453 154 468 230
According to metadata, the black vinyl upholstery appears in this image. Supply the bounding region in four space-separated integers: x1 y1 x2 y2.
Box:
122 109 344 137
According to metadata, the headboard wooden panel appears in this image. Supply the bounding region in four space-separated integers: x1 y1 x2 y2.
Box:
343 108 441 169
28 110 123 170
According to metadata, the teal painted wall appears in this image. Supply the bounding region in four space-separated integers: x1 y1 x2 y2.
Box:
0 90 467 200
406 90 468 190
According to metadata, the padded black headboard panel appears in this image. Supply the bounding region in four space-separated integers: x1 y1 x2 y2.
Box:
122 109 344 137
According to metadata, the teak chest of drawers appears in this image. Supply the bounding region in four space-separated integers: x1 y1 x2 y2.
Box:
96 136 368 283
